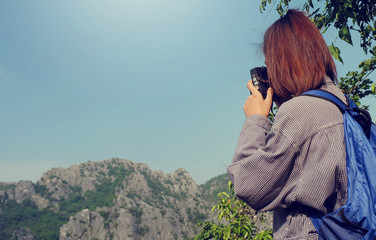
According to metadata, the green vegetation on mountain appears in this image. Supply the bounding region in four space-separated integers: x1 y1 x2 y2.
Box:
0 163 136 239
199 173 231 203
0 199 66 240
60 165 134 215
0 183 16 192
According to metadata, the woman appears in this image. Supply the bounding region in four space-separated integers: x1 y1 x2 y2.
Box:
227 9 347 239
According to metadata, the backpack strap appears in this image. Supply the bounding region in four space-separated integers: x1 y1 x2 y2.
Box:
301 89 349 113
301 89 372 138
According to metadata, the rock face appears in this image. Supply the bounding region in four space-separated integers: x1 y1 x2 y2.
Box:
12 228 34 240
0 158 273 240
55 159 208 240
0 181 35 204
0 159 212 239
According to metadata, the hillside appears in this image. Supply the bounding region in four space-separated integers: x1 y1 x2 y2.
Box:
0 158 272 239
0 158 229 240
199 173 231 203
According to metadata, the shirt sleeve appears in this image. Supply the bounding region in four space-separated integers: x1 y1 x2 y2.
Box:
227 114 299 210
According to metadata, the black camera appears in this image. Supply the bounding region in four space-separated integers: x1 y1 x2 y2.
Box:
250 66 269 99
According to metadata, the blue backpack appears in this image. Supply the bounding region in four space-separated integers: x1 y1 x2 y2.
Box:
302 90 376 240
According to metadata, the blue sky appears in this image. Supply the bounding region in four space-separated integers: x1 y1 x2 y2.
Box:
0 0 375 184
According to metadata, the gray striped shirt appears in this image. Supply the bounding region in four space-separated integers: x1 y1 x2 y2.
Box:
228 77 347 239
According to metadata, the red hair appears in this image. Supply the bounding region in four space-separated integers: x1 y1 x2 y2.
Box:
263 9 337 102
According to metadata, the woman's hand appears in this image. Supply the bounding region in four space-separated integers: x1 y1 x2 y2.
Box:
244 80 273 118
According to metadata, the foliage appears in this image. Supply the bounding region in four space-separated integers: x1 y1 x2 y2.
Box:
129 205 144 220
0 183 16 191
34 183 53 199
138 225 150 236
0 199 67 240
59 166 131 215
260 0 376 53
139 170 188 208
199 173 231 203
194 181 273 240
338 57 376 107
187 208 208 225
260 0 376 106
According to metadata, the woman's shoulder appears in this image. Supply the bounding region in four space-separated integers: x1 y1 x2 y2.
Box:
272 83 344 142
277 80 345 120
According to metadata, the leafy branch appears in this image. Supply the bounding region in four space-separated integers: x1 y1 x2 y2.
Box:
194 181 272 240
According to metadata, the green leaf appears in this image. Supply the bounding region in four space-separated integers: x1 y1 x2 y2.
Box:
371 46 376 56
339 26 353 45
328 44 343 63
228 181 233 192
277 3 283 16
308 0 313 8
372 83 376 94
218 212 224 221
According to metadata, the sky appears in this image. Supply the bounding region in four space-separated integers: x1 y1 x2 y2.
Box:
0 0 375 184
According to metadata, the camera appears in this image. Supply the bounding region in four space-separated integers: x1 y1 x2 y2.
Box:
250 66 269 99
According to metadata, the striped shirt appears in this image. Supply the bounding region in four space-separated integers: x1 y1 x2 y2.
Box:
227 77 347 239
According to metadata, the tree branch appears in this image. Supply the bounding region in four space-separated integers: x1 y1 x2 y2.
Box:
349 68 376 95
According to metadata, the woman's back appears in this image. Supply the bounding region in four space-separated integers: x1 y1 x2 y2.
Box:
228 78 347 239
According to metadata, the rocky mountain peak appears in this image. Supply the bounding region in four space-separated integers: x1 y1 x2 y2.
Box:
0 158 272 239
0 158 221 239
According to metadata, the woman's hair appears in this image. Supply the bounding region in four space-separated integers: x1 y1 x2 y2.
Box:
263 9 337 102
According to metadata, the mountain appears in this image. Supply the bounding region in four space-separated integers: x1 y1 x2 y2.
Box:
0 158 272 240
0 158 215 240
199 173 231 203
